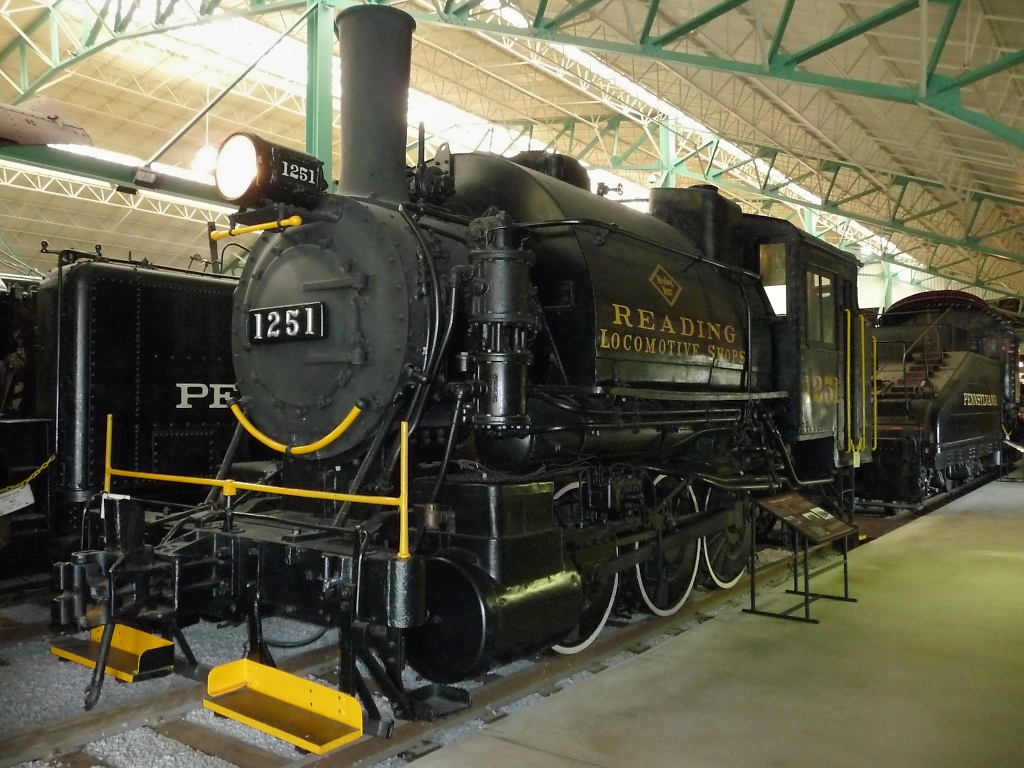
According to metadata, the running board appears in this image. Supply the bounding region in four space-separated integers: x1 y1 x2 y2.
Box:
204 659 363 754
50 624 174 682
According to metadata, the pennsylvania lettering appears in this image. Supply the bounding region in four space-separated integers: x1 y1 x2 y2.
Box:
600 303 745 364
962 392 998 407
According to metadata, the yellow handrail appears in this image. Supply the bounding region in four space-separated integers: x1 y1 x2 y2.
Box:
230 403 360 455
104 414 113 493
102 415 411 556
398 421 410 559
210 215 302 242
872 334 879 451
858 314 867 451
845 308 854 453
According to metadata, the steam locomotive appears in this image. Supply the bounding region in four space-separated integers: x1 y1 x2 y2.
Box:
50 4 875 737
856 290 1021 506
0 274 43 571
0 247 243 577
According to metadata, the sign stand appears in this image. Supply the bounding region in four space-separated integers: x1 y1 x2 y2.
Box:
742 492 857 625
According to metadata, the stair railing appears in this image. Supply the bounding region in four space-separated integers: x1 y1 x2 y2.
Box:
897 308 950 416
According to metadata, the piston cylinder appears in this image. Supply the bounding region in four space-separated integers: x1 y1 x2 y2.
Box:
467 222 539 430
404 555 581 683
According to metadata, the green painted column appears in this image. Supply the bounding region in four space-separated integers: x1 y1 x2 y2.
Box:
658 124 675 188
802 208 817 236
306 0 335 189
881 261 894 310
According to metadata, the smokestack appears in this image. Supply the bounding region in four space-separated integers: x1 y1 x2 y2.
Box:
335 5 415 203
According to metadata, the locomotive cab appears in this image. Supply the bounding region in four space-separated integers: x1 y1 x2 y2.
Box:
734 215 874 476
646 189 873 478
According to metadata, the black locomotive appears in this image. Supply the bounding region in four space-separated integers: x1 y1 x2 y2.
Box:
0 274 37 420
0 248 244 577
0 274 44 569
50 4 875 735
856 290 1020 506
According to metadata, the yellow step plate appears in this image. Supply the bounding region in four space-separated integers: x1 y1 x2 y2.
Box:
204 659 363 754
50 624 174 683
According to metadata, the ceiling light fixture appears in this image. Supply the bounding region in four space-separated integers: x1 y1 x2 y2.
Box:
192 144 219 174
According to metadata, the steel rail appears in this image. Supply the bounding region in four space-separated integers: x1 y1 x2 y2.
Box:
0 543 838 768
0 645 338 768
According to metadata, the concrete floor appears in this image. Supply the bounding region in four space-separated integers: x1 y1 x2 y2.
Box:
412 479 1024 768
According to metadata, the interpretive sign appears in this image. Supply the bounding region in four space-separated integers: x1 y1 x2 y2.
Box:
754 491 855 544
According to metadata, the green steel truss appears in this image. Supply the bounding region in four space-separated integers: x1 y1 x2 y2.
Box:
2 1 1023 151
0 0 303 103
1 0 1023 295
0 144 231 211
502 114 1024 280
416 0 1024 151
0 0 336 174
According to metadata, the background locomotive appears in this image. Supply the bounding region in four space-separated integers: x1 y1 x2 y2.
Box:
0 274 44 569
51 4 875 732
0 274 37 420
0 246 245 577
856 290 1021 506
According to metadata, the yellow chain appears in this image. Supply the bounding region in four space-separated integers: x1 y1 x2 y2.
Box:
0 455 56 495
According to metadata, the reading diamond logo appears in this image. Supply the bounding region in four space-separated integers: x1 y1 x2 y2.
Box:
649 264 682 307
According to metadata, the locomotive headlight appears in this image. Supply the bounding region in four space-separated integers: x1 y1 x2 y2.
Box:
215 134 259 202
214 132 327 209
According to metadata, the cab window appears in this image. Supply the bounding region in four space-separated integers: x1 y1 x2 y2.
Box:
806 269 836 346
759 241 787 316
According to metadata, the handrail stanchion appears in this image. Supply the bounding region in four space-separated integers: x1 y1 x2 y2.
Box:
872 335 879 451
398 421 410 559
845 309 854 452
859 314 867 451
104 414 113 494
223 480 236 532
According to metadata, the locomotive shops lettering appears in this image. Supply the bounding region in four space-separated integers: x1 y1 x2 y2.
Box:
963 392 998 407
600 303 745 364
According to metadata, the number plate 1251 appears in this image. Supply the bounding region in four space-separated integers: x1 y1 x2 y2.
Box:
248 302 326 344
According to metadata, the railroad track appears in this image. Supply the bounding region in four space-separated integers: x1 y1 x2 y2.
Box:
0 544 837 768
0 577 55 649
0 614 52 648
0 644 339 768
856 464 1009 518
853 465 1011 544
0 583 50 608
